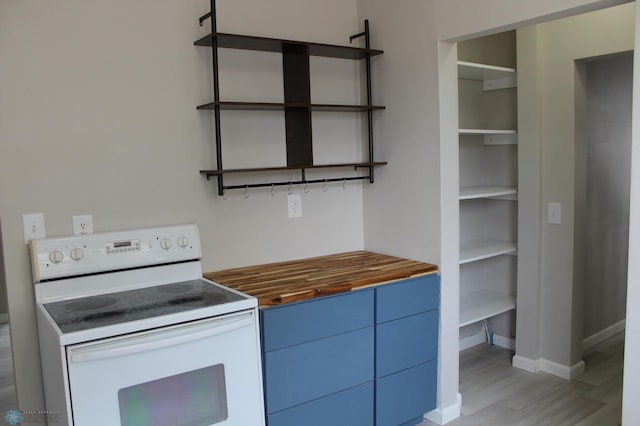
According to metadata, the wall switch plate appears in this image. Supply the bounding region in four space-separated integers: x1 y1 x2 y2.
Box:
288 194 302 218
548 202 561 224
73 215 94 235
22 213 46 244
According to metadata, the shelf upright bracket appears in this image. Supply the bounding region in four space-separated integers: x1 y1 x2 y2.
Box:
349 20 375 184
204 0 225 196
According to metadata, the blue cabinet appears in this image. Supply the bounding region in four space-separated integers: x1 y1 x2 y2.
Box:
260 274 439 426
376 310 439 377
376 360 437 426
264 326 374 413
262 290 374 351
375 274 440 426
267 382 375 426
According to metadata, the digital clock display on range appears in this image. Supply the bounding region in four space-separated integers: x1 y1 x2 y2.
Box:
106 239 140 252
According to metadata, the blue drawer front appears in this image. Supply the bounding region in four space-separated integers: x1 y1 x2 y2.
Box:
267 381 374 426
375 360 437 426
376 275 439 324
264 326 374 413
376 310 439 377
261 289 374 352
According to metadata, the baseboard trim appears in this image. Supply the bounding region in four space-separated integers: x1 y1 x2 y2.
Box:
459 332 514 351
512 355 585 379
512 355 540 373
512 321 625 376
540 358 585 379
492 334 515 350
423 393 462 425
0 313 8 324
459 333 486 351
583 319 625 350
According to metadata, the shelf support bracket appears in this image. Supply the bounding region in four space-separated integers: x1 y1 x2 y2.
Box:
349 20 375 184
198 12 212 26
205 0 225 196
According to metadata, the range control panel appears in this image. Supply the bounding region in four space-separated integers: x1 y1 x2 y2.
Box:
29 224 201 283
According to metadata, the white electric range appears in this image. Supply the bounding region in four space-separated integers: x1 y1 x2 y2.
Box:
30 224 265 426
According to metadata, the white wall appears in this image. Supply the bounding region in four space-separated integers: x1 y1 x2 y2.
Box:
0 0 366 410
623 4 640 423
359 0 634 422
3 0 639 422
534 5 634 367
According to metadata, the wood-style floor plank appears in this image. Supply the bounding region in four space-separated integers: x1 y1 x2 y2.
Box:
421 332 624 426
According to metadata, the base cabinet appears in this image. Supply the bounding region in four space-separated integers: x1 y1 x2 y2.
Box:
267 382 374 426
376 360 437 426
260 274 440 426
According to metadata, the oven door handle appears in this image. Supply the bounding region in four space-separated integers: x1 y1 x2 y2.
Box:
69 312 255 363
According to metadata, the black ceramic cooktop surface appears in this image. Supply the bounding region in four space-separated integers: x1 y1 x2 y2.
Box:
44 279 246 333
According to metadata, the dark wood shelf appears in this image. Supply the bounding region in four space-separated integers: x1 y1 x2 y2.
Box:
195 14 383 195
200 162 387 177
194 32 383 59
196 101 386 112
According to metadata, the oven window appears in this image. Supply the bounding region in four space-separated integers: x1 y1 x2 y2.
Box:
118 364 228 425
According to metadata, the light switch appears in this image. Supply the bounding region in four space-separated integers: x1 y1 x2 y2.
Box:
22 213 46 244
548 202 561 224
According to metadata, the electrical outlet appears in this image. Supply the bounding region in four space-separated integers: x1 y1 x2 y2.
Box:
73 215 94 235
288 194 302 218
22 213 46 244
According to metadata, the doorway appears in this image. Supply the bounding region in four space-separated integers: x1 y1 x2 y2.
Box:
576 52 632 348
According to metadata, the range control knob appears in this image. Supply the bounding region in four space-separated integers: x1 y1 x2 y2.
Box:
49 250 64 264
70 247 84 261
160 238 172 250
177 236 189 248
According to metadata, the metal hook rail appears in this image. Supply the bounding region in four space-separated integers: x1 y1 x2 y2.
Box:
222 176 368 192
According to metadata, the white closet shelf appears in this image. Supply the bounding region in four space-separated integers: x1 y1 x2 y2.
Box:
458 129 516 135
457 61 516 79
459 239 517 264
457 61 517 90
459 186 517 200
459 290 516 327
458 129 518 145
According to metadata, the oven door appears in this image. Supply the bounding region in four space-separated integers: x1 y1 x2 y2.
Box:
65 310 265 426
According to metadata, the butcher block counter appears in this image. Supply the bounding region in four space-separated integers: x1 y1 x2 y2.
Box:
204 250 438 308
207 251 440 426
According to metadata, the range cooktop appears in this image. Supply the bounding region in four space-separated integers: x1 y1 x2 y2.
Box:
44 279 246 333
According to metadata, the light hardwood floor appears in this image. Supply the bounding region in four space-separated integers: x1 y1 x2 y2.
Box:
0 323 16 414
422 332 624 426
0 324 624 424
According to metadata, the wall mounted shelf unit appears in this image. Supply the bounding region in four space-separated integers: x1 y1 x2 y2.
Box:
457 32 518 347
196 1 386 196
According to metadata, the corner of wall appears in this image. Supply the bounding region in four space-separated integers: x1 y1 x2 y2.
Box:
424 392 462 425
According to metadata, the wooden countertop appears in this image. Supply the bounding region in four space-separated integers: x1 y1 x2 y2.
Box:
204 251 438 307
